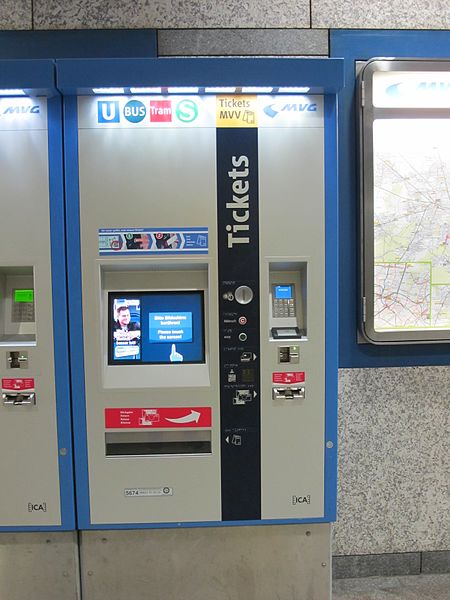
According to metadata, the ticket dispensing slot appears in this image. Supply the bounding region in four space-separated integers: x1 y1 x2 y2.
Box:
105 431 212 457
269 262 307 341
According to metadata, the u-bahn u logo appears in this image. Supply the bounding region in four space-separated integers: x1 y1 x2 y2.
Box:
98 100 120 123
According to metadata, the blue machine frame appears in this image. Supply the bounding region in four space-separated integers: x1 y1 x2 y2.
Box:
58 57 343 529
331 29 450 368
0 59 75 531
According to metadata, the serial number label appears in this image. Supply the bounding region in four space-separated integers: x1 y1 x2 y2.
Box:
124 487 173 497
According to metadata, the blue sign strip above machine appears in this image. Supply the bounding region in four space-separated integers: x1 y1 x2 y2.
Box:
56 57 344 95
0 29 157 60
99 227 209 255
0 59 57 96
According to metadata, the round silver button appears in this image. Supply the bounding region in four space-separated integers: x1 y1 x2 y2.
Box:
238 332 248 342
234 285 253 305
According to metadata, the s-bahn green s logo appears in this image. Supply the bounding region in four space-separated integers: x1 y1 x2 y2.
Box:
176 99 198 123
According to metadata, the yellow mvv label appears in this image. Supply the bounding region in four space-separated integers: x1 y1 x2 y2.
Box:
216 96 258 128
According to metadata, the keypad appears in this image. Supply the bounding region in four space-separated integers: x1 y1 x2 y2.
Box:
273 298 296 318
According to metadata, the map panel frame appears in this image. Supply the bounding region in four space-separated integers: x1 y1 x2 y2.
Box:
359 58 450 344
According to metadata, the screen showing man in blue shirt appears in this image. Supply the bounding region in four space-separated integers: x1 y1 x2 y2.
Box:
109 291 204 365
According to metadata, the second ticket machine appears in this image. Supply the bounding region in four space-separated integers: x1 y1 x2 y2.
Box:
0 61 74 530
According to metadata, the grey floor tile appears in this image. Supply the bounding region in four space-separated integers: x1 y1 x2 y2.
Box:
333 553 421 579
422 551 450 574
332 573 450 600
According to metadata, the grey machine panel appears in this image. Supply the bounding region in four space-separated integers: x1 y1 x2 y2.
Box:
75 91 331 600
77 97 221 524
77 93 327 523
259 124 325 519
0 98 62 526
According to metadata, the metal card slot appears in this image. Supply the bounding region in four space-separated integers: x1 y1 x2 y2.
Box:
2 392 35 405
272 386 305 401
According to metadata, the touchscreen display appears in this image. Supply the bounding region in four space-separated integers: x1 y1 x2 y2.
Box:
109 291 205 365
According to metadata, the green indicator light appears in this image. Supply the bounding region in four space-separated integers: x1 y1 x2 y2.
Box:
15 289 34 303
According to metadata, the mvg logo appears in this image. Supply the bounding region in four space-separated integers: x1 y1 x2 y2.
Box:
264 102 317 118
2 105 40 115
387 81 450 97
98 100 120 123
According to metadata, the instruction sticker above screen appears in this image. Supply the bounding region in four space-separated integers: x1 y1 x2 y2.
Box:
99 227 208 255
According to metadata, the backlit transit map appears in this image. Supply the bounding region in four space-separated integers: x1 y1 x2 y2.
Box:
373 119 450 331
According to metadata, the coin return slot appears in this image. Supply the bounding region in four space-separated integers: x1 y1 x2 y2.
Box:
272 386 305 400
7 351 28 369
105 430 212 456
278 345 299 364
2 392 35 405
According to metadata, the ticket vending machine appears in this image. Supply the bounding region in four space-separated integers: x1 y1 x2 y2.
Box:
0 60 74 530
59 57 343 598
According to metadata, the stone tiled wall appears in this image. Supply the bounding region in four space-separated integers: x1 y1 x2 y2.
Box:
0 0 31 29
311 0 450 29
1 0 449 30
0 0 449 560
335 367 450 556
158 29 328 56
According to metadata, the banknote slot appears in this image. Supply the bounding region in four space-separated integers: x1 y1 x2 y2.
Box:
105 430 212 456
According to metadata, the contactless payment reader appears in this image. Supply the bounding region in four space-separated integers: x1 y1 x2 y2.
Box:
0 61 74 530
60 58 341 535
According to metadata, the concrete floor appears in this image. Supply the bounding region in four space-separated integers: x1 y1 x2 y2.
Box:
333 574 450 599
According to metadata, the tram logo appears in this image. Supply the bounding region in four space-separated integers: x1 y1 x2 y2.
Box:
149 100 172 122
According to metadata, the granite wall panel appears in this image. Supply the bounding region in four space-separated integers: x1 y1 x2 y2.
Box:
158 28 328 56
312 0 450 29
7 0 450 32
0 0 31 30
334 367 450 555
33 0 310 30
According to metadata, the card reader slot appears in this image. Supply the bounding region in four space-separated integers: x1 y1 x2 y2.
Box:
272 386 305 400
105 430 212 456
